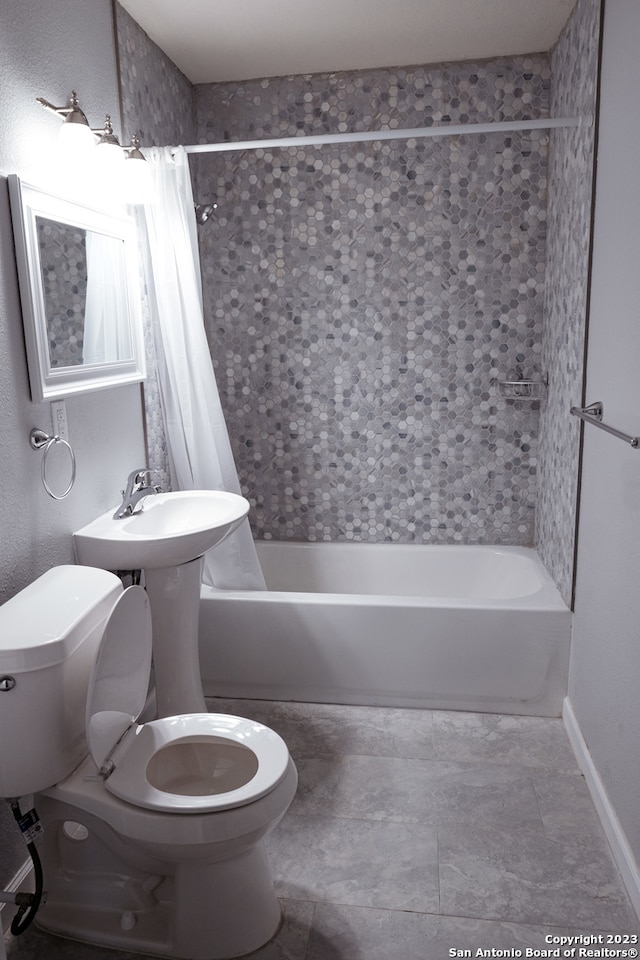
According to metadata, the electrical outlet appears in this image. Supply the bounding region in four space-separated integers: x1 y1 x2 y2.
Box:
51 400 69 441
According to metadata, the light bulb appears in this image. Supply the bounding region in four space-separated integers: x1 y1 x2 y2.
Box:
122 155 154 204
121 136 154 204
58 119 96 162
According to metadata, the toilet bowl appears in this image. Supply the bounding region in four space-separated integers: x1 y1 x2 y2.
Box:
0 566 297 960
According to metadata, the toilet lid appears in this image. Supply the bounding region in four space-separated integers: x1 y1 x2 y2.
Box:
86 586 152 772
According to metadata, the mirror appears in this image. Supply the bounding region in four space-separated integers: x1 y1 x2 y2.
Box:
8 176 145 401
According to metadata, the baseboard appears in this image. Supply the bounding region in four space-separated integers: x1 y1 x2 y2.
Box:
563 696 640 920
1 856 32 936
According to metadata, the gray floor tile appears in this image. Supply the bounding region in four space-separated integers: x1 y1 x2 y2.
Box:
307 901 432 960
267 701 436 760
5 699 638 960
433 710 578 769
306 902 580 960
438 824 640 930
532 767 605 841
244 899 315 960
291 754 545 830
268 813 439 912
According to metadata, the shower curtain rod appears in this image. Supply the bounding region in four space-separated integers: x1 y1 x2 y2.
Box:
181 116 587 155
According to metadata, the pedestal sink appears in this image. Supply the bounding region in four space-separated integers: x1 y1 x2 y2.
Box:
74 491 250 718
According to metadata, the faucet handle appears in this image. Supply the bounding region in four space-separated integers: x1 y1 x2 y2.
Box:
131 466 151 481
124 467 151 494
114 468 158 519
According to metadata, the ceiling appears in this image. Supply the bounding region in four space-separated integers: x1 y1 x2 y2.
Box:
118 0 577 85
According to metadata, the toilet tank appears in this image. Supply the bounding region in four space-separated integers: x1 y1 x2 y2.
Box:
0 565 122 797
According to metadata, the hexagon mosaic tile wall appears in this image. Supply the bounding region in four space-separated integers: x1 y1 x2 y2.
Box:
38 221 87 368
536 0 600 602
117 0 597 593
193 57 550 543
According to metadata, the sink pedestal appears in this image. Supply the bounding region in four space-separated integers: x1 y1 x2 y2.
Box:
144 557 207 717
73 490 251 719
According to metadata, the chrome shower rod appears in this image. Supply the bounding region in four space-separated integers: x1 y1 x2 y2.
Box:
182 116 588 155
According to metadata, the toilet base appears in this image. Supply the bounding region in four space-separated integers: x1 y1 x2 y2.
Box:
34 795 286 960
36 847 281 959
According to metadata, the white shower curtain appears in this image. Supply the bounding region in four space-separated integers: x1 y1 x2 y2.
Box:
84 230 132 364
138 146 265 589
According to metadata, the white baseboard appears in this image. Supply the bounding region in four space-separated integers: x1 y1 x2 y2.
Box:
563 696 640 920
1 856 32 937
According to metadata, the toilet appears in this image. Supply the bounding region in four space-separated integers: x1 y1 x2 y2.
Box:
0 565 297 960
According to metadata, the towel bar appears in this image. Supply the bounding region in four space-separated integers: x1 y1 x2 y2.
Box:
570 401 640 449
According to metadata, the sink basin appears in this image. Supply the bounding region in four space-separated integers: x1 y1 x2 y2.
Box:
74 490 250 570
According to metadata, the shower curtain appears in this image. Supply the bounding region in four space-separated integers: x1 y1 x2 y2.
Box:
137 146 265 590
84 230 132 364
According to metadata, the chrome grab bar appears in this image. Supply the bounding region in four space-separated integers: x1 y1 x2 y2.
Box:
570 401 640 449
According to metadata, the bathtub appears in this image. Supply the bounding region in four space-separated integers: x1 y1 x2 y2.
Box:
198 543 572 717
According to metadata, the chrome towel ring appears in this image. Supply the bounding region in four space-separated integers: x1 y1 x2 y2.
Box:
29 428 77 499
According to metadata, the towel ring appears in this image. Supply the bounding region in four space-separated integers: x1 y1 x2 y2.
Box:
30 428 77 500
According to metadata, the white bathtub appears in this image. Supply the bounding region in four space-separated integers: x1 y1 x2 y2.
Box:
199 543 572 717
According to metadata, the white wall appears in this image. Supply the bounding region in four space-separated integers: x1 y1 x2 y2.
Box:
568 0 640 907
0 0 147 595
0 0 147 882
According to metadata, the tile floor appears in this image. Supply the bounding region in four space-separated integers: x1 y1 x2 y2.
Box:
6 699 639 960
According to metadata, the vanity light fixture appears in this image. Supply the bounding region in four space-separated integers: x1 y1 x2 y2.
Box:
35 90 96 156
36 91 151 203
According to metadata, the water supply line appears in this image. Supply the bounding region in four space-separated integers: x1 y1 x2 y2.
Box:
0 800 45 936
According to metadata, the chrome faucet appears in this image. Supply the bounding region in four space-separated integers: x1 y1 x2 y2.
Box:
113 467 161 519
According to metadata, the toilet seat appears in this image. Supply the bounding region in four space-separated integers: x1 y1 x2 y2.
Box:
86 586 290 814
106 714 291 813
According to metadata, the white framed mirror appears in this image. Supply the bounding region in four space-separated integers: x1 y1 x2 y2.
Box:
8 176 146 401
